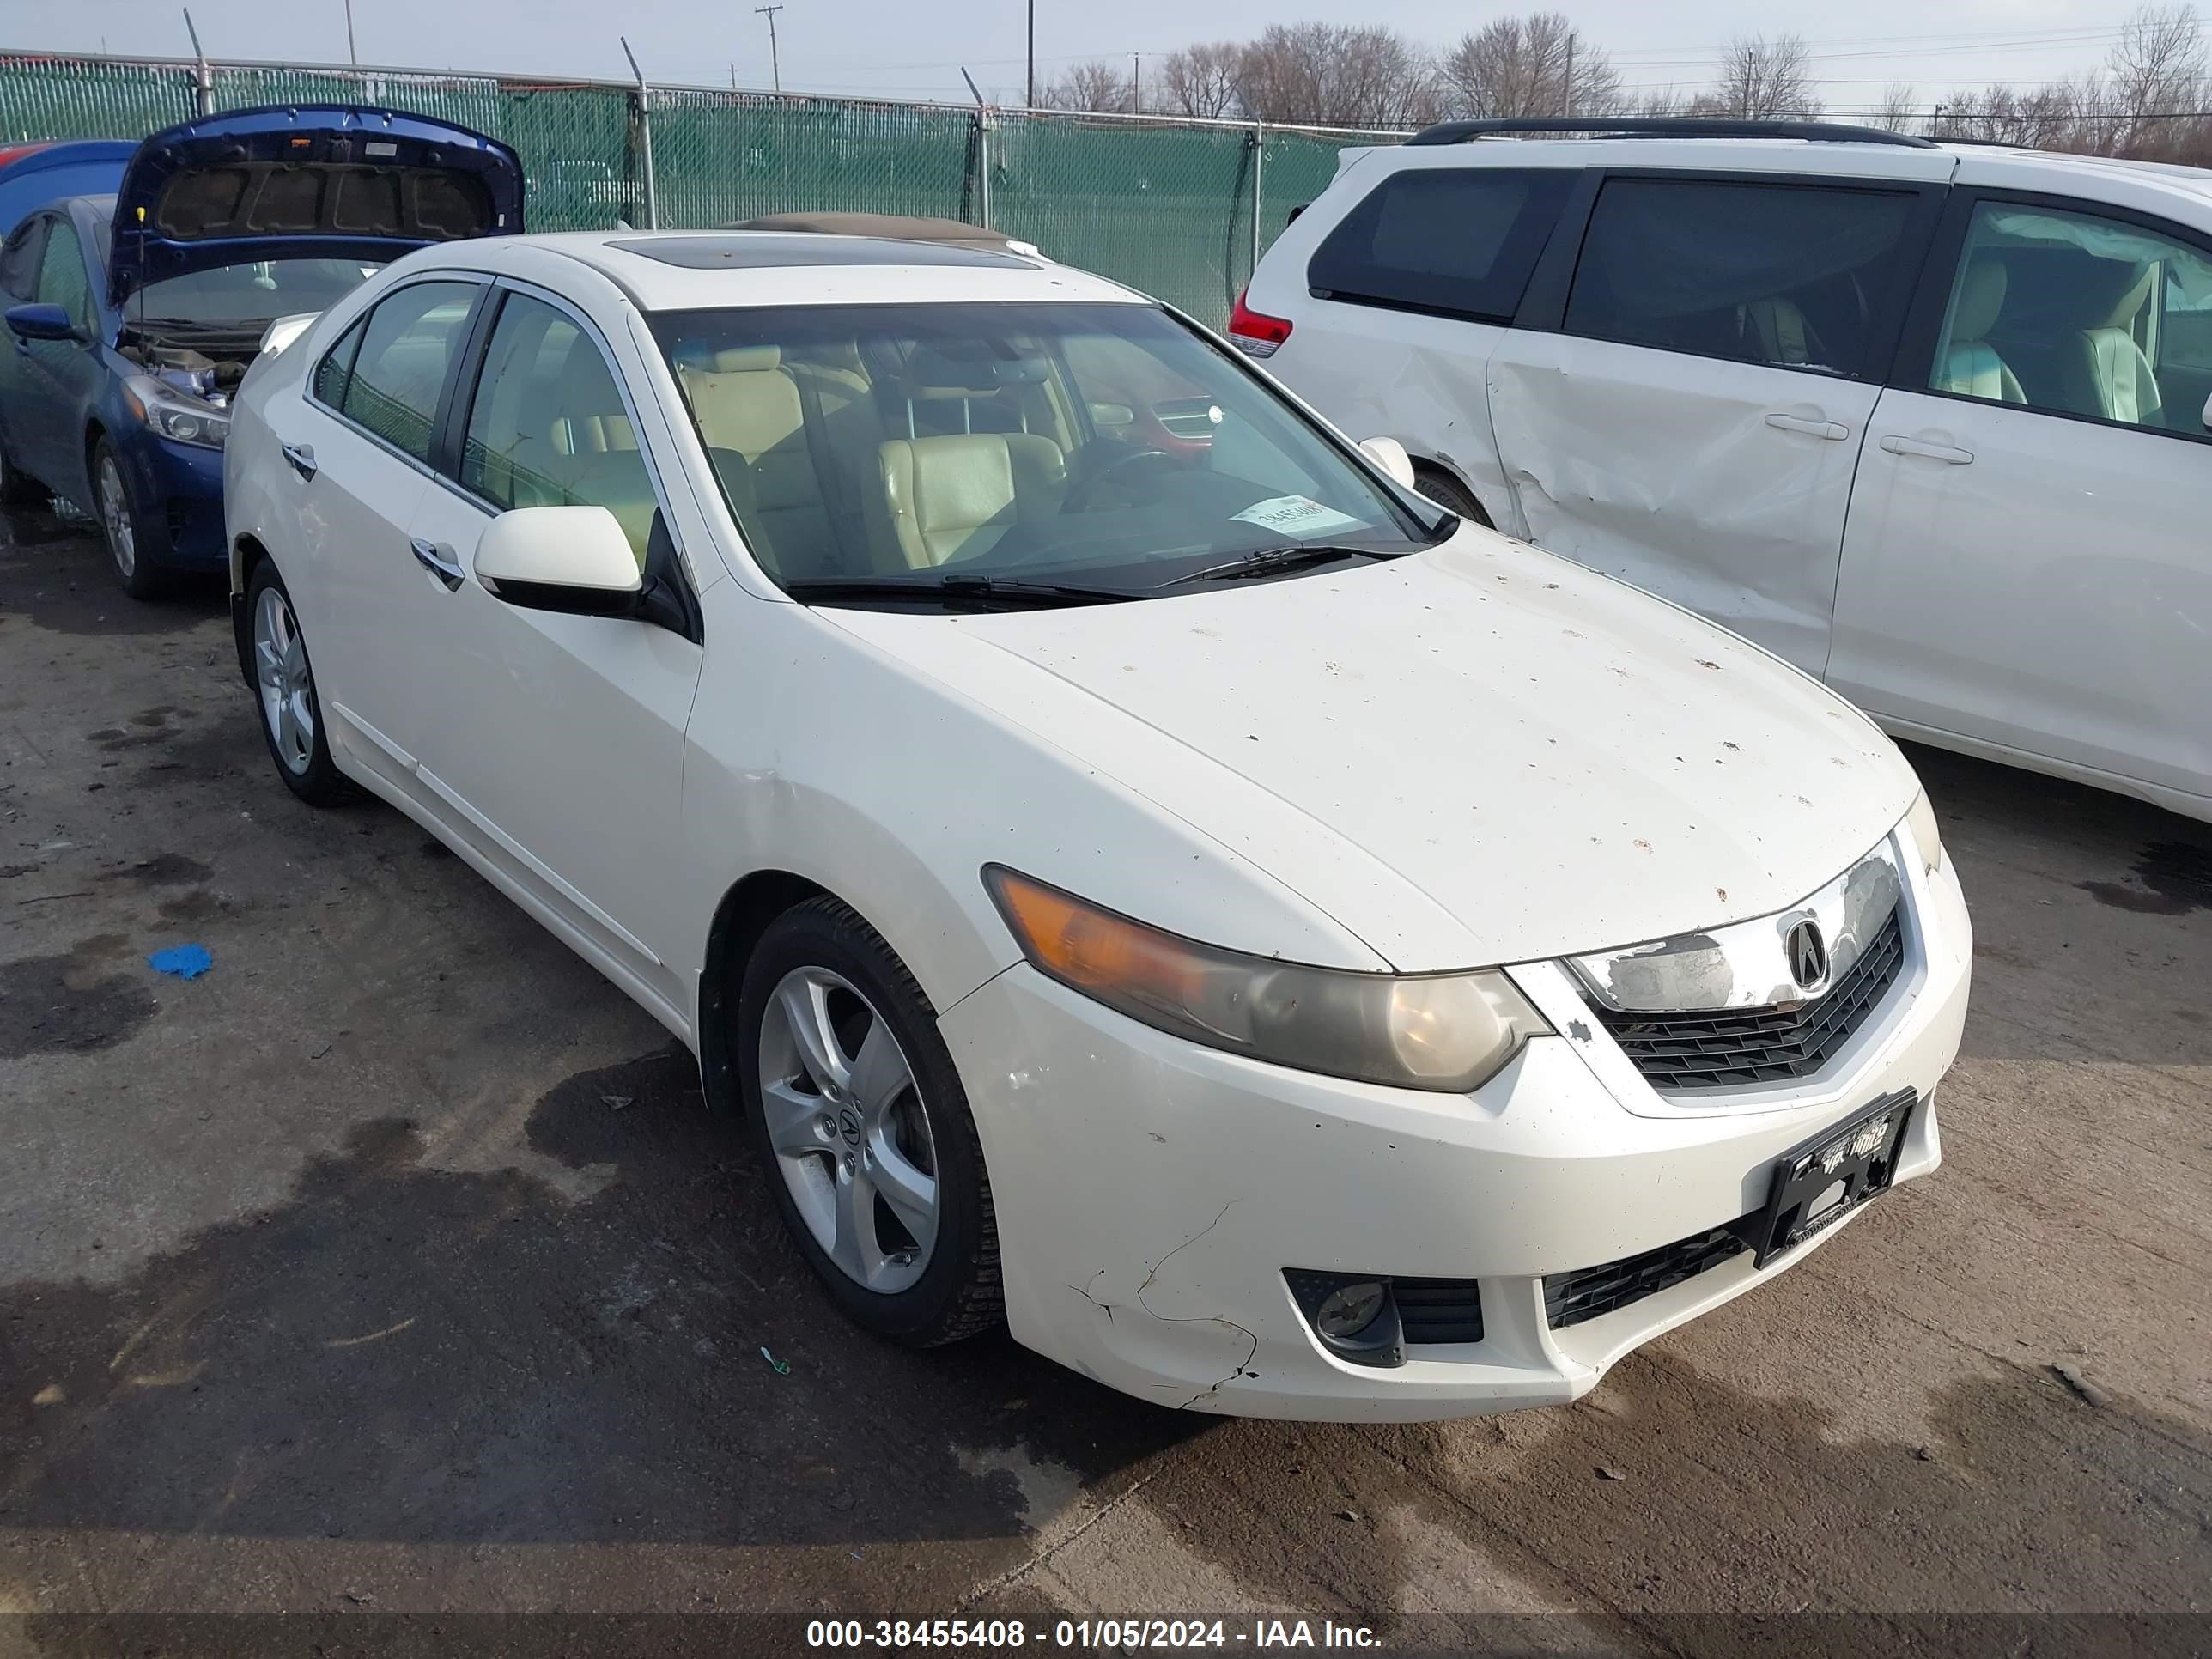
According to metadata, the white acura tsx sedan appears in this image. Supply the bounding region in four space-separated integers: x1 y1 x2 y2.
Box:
224 228 1970 1420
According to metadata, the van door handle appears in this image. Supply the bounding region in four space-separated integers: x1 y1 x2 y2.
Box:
1879 434 1975 465
410 537 465 591
280 441 317 480
1765 413 1849 441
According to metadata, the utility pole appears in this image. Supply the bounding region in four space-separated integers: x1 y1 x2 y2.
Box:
343 0 357 65
755 5 784 94
1562 34 1574 118
1025 0 1035 107
1131 52 1139 113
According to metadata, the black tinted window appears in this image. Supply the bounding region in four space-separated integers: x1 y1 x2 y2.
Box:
1307 167 1570 322
1564 179 1915 378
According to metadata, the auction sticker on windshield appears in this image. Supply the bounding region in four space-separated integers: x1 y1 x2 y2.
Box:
1230 495 1365 538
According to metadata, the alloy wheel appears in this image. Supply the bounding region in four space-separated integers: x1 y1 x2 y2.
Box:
98 453 136 580
253 586 315 775
757 965 940 1295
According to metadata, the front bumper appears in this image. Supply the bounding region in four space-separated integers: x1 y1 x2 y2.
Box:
935 844 1970 1421
125 434 227 568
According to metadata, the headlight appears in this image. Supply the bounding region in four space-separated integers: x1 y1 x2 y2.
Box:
1902 790 1942 877
984 866 1550 1092
122 375 229 450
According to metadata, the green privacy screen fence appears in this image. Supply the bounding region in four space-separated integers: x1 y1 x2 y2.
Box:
0 52 1403 327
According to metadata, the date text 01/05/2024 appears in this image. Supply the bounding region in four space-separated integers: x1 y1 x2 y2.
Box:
805 1617 1382 1649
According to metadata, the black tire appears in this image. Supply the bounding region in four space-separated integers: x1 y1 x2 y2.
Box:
90 434 177 600
1413 465 1492 528
0 428 46 506
243 559 353 807
737 896 1002 1347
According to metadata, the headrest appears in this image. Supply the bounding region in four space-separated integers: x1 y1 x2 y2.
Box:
787 338 866 376
1950 258 2008 343
678 343 782 374
2086 260 2154 330
902 346 1048 395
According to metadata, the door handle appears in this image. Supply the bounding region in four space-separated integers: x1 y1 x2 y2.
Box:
1879 434 1974 465
280 441 317 480
410 537 465 591
1765 412 1850 441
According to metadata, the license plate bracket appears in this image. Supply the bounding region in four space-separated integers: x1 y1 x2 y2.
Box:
1747 1089 1915 1269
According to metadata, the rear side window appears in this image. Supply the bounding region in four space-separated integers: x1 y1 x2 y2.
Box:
336 280 479 462
1563 178 1915 379
1307 167 1570 323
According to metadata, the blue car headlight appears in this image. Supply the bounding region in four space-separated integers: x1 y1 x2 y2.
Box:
122 375 229 450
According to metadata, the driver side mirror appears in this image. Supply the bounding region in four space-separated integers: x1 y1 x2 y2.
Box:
5 302 82 343
474 505 644 618
1358 435 1417 489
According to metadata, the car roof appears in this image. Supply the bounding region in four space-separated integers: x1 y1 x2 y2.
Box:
432 229 1147 313
1346 133 2212 218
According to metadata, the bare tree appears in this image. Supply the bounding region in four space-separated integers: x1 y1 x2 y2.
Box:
1042 58 1134 114
1872 83 1922 133
1711 33 1823 119
1158 41 1243 119
2106 4 2208 155
1441 12 1624 119
1234 24 1438 129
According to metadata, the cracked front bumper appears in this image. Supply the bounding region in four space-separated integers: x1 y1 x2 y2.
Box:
934 856 1970 1423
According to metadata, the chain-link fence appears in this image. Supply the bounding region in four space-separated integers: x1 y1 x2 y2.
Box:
0 50 1404 325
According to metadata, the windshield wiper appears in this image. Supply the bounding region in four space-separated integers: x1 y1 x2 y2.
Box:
1162 544 1408 587
782 574 1140 609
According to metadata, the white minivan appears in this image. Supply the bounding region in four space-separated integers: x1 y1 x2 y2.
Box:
1239 118 2212 823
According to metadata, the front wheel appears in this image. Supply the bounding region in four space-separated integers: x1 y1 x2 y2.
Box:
245 560 351 806
737 896 1002 1346
1412 465 1492 528
92 435 174 599
0 428 45 506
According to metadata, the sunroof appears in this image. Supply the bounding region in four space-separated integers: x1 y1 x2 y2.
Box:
608 234 1031 270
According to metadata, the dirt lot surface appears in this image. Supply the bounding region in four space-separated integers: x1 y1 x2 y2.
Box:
2 509 2208 1657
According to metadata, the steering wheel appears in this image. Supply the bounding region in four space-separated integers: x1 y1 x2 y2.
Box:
1061 447 1176 514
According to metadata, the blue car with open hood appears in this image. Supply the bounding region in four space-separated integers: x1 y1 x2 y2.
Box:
0 106 521 597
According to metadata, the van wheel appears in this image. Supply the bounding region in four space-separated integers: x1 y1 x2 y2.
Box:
737 896 1002 1347
1413 465 1492 528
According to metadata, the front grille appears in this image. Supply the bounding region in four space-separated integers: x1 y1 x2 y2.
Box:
1545 1220 1752 1329
1593 910 1905 1092
1394 1277 1484 1345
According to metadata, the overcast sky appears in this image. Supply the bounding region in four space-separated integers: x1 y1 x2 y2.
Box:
18 0 2163 117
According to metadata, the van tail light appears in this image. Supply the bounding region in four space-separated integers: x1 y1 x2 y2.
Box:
1228 289 1292 359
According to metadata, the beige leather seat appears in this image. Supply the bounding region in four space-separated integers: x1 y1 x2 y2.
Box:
2057 261 2162 426
1741 296 1820 368
672 343 836 563
1933 259 2027 405
877 433 1067 568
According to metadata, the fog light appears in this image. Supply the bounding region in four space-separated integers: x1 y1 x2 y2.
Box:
1285 1270 1404 1369
1315 1280 1386 1337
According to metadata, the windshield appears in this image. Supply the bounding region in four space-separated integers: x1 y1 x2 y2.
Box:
129 256 378 329
649 301 1444 600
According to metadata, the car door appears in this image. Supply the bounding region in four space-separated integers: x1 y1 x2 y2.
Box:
0 214 52 471
400 283 707 1024
19 214 105 498
1827 188 2212 807
274 276 486 793
1485 167 1946 674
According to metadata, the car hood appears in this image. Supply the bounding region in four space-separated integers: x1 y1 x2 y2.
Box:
822 527 1921 971
107 105 521 305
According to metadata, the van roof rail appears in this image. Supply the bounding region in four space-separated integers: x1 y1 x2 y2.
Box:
1403 118 1940 150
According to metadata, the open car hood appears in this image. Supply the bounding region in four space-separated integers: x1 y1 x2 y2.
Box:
107 104 521 305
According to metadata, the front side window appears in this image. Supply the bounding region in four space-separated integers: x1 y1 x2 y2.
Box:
1307 167 1571 322
460 291 654 568
648 301 1441 599
313 315 368 409
1564 178 1916 378
1929 199 2212 438
34 221 94 335
337 280 478 462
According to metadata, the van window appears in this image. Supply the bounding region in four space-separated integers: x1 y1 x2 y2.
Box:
1564 178 1915 379
1929 199 2212 439
1307 168 1571 323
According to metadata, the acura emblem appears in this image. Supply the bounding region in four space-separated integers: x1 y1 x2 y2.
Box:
1786 920 1828 991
